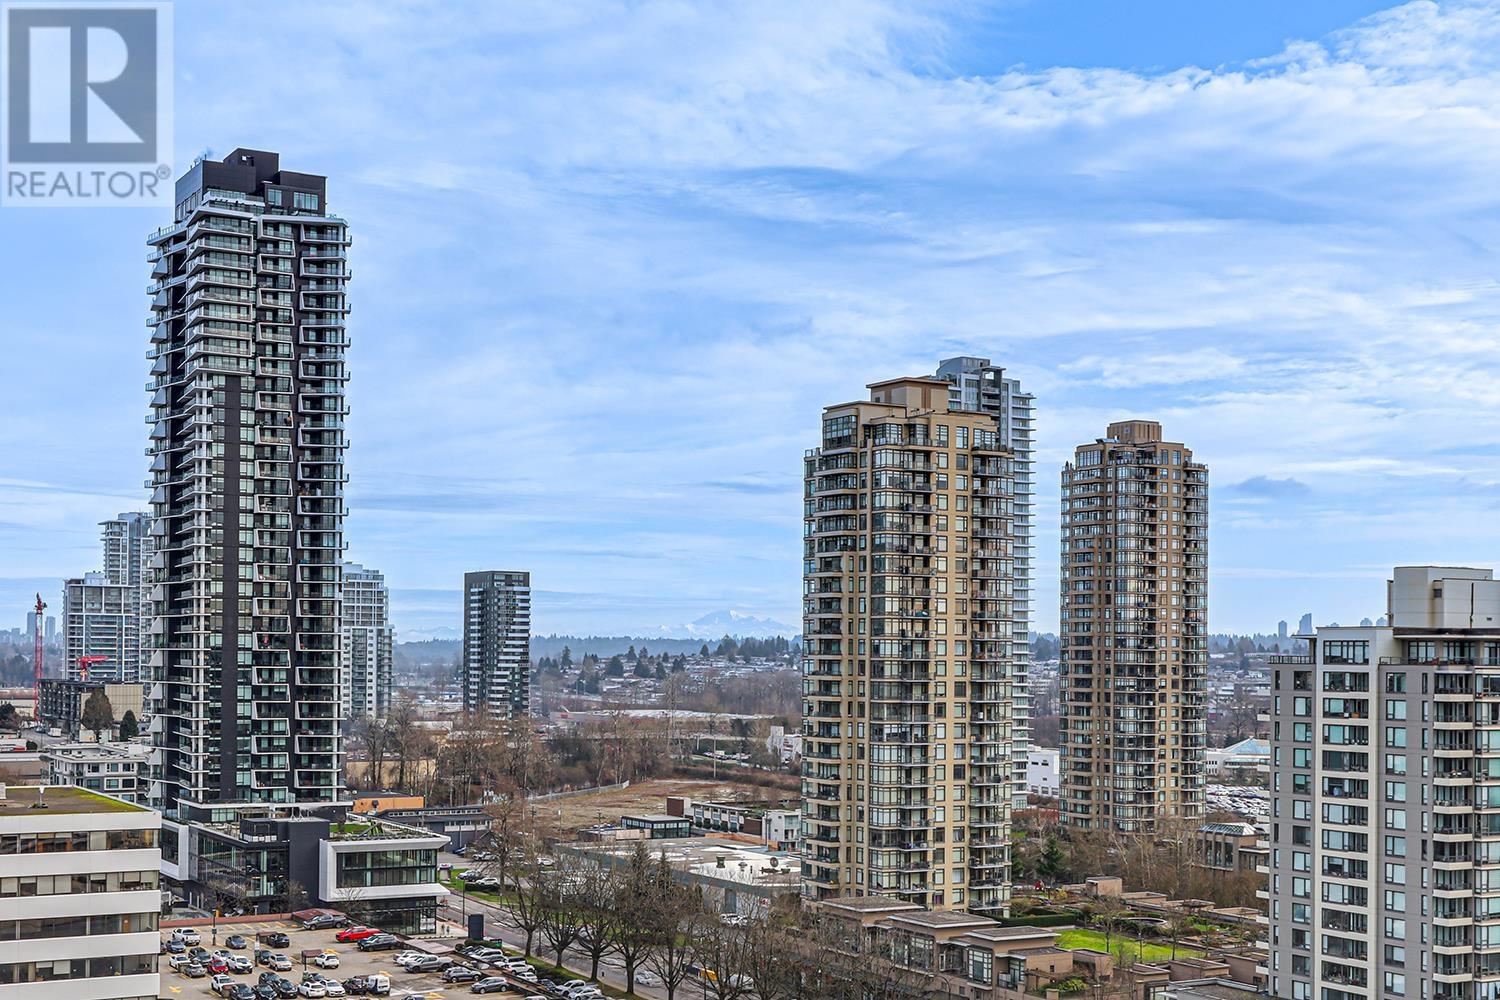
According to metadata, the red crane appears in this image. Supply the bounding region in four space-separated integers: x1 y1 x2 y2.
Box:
76 655 109 682
32 593 45 723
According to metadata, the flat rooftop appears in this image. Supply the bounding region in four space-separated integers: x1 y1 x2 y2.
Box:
0 784 145 816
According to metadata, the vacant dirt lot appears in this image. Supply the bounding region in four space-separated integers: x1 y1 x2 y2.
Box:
533 777 778 837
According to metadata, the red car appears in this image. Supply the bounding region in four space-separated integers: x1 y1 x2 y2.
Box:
335 926 381 943
207 956 229 974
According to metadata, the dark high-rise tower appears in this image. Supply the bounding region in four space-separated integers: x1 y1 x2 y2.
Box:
146 149 350 817
462 571 532 719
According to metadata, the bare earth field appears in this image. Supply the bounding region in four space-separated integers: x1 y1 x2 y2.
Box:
533 778 768 837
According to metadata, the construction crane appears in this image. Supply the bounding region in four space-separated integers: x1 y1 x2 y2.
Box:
76 655 109 682
33 593 45 723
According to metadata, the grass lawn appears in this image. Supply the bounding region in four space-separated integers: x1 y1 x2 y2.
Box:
1055 928 1202 965
442 875 516 906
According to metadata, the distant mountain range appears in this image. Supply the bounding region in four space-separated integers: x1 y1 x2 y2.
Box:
396 609 797 644
646 609 798 639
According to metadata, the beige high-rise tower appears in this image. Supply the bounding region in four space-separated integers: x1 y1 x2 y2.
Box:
802 376 1017 914
1058 420 1208 833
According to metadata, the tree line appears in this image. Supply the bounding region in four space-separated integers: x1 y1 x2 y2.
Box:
465 830 928 1000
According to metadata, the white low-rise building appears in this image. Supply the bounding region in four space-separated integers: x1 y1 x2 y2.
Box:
0 784 160 1000
1026 746 1060 797
43 742 151 804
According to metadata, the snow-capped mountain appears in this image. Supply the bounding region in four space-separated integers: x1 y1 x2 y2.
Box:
644 609 799 639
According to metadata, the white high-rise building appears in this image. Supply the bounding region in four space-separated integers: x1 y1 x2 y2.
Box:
63 515 154 685
341 562 393 720
0 784 161 1000
935 357 1035 808
62 573 142 683
1267 566 1500 1000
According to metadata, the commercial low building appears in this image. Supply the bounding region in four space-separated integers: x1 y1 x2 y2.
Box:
42 741 151 804
560 836 800 919
160 807 447 935
621 813 693 839
665 795 801 851
0 784 161 1000
36 679 143 741
368 804 492 851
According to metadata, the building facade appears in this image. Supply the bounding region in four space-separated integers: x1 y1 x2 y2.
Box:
0 785 161 1000
462 571 532 719
934 357 1036 809
43 741 153 804
37 679 145 742
145 149 349 817
158 812 445 935
1058 420 1208 833
341 562 393 720
802 375 1017 914
101 513 153 664
61 573 142 683
1266 566 1500 1000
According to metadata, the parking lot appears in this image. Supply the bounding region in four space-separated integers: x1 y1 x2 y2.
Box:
158 919 550 1000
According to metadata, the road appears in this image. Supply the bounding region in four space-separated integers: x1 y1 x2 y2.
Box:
441 889 670 1000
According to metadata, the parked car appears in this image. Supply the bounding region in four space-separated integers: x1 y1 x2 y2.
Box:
274 980 300 999
444 966 482 983
321 981 346 998
168 955 193 972
267 954 293 971
634 971 661 988
512 967 538 983
357 934 401 952
301 913 348 931
208 956 230 974
471 978 512 994
224 986 256 1000
184 962 209 978
165 937 187 954
190 947 212 963
255 984 280 1000
336 926 381 943
176 928 203 946
343 974 390 996
298 981 328 999
313 952 341 969
405 956 450 973
258 931 291 949
227 954 254 974
226 934 250 950
393 951 428 968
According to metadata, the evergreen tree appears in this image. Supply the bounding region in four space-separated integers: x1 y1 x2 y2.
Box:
81 689 114 741
118 709 139 741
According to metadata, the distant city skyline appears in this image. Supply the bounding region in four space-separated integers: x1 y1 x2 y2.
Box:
6 0 1500 637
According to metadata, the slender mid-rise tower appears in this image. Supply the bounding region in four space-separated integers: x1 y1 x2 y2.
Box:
146 149 349 817
935 357 1035 808
342 562 393 720
462 571 532 719
1058 420 1208 833
802 375 1016 914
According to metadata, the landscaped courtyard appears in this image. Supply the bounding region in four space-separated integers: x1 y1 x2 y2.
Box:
1054 928 1203 965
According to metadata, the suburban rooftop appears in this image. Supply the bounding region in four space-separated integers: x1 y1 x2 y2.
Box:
0 784 146 817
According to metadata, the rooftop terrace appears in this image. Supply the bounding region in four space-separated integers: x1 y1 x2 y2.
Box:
0 784 145 816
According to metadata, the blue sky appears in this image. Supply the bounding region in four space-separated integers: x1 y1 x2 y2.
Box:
4 0 1499 638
